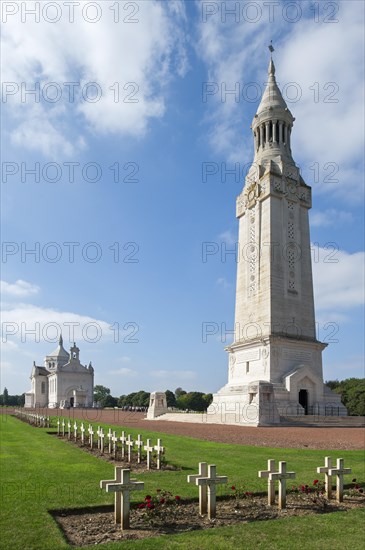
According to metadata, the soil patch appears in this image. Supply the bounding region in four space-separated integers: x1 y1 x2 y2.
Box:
52 494 365 547
51 433 179 472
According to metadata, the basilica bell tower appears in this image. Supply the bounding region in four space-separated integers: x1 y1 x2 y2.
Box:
212 53 347 425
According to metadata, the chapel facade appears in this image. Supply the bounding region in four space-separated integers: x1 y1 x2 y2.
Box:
24 335 94 409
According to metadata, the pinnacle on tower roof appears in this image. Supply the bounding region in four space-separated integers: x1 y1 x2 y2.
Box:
256 53 291 117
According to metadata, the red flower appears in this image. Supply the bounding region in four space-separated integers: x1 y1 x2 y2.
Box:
231 485 236 491
138 503 145 509
147 502 154 509
175 495 181 501
159 498 165 504
145 495 152 501
355 484 360 489
313 479 319 485
300 485 306 492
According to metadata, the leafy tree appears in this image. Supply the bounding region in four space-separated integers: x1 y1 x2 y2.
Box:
94 385 111 407
175 387 186 398
3 388 8 406
165 389 176 407
325 378 365 416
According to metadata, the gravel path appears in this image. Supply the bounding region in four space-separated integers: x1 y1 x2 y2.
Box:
33 409 365 450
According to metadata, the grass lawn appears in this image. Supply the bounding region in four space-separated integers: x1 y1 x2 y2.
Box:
0 414 364 550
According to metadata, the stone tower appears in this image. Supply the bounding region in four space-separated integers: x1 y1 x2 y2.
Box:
212 54 347 425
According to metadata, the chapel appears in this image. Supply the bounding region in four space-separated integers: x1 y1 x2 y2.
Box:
24 335 94 408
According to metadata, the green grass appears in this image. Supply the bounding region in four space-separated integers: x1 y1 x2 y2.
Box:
0 414 364 550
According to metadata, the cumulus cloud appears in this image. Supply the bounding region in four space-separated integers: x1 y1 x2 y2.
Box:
1 279 40 297
310 209 353 227
195 1 364 201
2 0 188 157
312 247 364 313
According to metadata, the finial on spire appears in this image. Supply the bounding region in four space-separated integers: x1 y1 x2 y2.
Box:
59 334 63 346
268 41 275 76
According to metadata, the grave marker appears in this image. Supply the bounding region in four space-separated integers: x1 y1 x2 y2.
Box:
187 462 208 514
120 431 127 459
88 425 94 449
100 428 105 454
195 464 227 519
100 467 144 530
67 421 71 440
57 418 60 436
112 431 118 458
61 419 65 437
74 421 78 441
144 439 154 470
80 423 86 445
108 428 113 454
97 426 101 450
258 459 276 505
329 458 352 503
135 435 143 464
316 456 333 499
154 439 164 470
126 435 134 463
269 461 296 509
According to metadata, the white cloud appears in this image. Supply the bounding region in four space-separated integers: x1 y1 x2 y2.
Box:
218 230 236 246
1 279 40 297
151 370 196 380
310 209 353 227
216 277 232 290
110 368 136 376
1 303 114 345
195 1 364 200
118 356 132 363
2 1 188 156
313 247 365 313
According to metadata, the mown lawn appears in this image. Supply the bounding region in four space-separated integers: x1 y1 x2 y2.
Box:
0 414 364 550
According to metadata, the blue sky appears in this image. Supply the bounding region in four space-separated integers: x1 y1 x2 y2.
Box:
1 0 364 397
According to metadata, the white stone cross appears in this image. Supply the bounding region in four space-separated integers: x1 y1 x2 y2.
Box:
88 425 94 449
67 420 71 439
100 428 105 454
57 418 60 435
187 462 208 514
120 431 127 459
135 435 144 464
74 421 78 441
97 426 101 449
259 459 276 505
269 461 296 509
144 439 154 470
111 431 118 458
126 435 134 463
108 428 113 454
195 464 227 519
329 458 352 503
61 419 65 437
100 467 144 530
80 423 86 445
154 439 164 470
317 456 333 499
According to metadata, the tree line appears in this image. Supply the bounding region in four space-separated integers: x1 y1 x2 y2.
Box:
93 385 213 412
325 378 365 416
1 378 363 415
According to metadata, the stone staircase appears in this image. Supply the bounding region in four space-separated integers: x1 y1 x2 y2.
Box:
280 415 365 427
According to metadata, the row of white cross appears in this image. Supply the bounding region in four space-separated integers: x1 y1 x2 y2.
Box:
56 419 165 470
100 456 353 531
258 457 352 508
15 410 50 428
